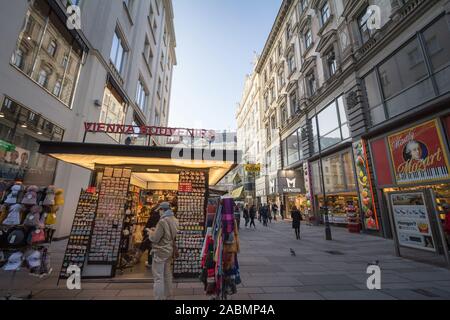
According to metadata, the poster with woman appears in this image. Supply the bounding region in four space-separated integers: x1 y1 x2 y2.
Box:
388 119 450 184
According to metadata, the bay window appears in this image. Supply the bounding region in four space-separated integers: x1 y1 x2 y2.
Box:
110 30 127 74
100 84 126 142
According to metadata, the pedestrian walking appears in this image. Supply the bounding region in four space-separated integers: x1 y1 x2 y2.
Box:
258 204 262 223
243 204 250 228
260 204 268 227
280 203 285 220
268 204 272 224
148 202 179 300
291 205 302 240
249 204 257 229
234 203 241 230
272 203 278 221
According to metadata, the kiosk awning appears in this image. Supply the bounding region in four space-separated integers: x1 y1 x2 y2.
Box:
38 142 241 186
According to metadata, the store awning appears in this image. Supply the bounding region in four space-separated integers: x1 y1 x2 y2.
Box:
38 142 241 186
231 186 244 199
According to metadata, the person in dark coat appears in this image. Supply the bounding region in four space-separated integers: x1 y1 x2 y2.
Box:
249 205 257 229
243 204 250 228
291 205 302 240
261 205 268 227
136 205 161 266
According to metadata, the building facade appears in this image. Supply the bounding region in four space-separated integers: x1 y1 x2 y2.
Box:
250 0 450 238
0 0 176 238
236 59 265 206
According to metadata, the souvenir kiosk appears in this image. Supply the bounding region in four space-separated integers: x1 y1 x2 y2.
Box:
37 141 240 280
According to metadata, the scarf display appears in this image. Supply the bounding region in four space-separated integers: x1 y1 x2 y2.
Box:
200 197 240 298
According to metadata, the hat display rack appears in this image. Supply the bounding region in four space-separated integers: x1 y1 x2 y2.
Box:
0 181 64 300
174 170 209 278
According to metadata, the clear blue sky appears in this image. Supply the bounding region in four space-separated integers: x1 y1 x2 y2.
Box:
169 0 282 132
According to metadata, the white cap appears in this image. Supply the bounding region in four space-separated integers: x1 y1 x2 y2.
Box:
3 251 23 271
26 250 42 268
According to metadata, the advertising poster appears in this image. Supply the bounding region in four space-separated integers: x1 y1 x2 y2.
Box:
353 140 379 230
388 119 450 184
390 192 436 252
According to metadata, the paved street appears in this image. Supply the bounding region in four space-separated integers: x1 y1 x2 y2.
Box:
2 219 450 300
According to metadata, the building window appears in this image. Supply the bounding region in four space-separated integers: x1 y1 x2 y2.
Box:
53 79 62 97
306 71 316 96
10 1 83 106
110 30 127 74
288 52 296 74
37 69 49 88
278 68 285 88
284 131 300 165
136 79 148 112
300 0 309 13
314 95 349 151
290 93 298 115
12 49 24 69
304 29 312 49
286 22 292 41
264 93 269 110
47 40 57 57
0 97 64 186
270 86 275 102
326 50 337 78
99 84 126 142
157 77 162 96
358 7 374 44
281 105 287 125
320 2 331 26
278 43 283 57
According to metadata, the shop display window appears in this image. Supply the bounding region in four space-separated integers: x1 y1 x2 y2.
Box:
0 97 64 186
10 1 83 107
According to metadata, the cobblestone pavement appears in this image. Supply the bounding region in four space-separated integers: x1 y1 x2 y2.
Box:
1 219 450 300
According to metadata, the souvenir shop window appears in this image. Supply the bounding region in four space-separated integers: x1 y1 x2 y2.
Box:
10 0 83 107
342 151 356 190
0 97 64 186
321 153 345 193
99 84 126 142
311 161 322 195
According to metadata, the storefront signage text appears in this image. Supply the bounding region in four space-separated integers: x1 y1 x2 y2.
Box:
244 163 261 173
84 122 216 140
388 120 450 184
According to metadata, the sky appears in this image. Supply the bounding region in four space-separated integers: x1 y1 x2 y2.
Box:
169 0 282 132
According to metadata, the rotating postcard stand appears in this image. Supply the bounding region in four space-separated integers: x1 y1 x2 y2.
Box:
386 189 450 268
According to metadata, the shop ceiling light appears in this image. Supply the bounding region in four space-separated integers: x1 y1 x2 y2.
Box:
146 168 160 172
21 123 27 128
37 131 43 135
0 113 4 118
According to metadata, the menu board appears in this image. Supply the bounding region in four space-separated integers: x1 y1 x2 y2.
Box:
88 167 130 264
390 191 436 252
59 190 98 280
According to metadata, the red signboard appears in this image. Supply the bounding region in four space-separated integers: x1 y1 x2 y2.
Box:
387 119 450 184
370 138 393 186
178 182 193 193
84 122 216 140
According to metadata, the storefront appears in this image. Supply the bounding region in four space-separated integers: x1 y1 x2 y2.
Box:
0 97 64 189
309 148 360 227
368 115 450 260
278 169 306 219
37 141 239 280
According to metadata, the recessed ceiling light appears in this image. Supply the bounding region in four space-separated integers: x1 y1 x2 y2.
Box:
27 36 31 40
21 123 27 128
37 131 43 135
146 168 160 172
0 113 4 118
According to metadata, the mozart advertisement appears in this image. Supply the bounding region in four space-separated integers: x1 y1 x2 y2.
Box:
387 119 450 184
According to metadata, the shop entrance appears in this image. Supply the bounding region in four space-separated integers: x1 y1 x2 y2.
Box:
38 141 239 281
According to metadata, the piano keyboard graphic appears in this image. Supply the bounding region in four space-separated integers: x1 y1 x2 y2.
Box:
398 166 449 182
